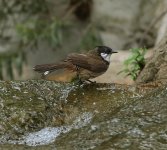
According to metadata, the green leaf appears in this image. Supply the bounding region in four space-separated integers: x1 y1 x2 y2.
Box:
136 55 144 62
119 47 147 80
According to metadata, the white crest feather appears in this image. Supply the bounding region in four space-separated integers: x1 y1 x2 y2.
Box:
44 71 50 76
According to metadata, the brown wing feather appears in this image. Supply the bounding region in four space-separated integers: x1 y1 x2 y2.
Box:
67 53 108 73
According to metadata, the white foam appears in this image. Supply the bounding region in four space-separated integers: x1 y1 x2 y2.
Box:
8 112 93 146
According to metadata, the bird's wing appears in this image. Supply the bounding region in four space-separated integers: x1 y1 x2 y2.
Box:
67 53 108 73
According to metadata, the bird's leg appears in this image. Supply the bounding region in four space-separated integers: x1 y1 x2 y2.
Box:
78 79 84 84
75 65 95 84
75 65 83 84
76 74 84 84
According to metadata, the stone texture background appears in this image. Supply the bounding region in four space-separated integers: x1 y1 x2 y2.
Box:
136 0 167 84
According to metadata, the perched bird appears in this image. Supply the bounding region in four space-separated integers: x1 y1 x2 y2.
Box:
33 46 118 83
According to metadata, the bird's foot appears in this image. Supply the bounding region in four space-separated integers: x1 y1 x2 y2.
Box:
72 78 84 85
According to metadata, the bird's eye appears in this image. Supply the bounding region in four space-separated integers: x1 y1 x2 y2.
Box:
101 53 108 58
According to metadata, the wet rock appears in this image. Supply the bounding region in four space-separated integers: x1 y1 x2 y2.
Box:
0 80 167 150
54 85 167 150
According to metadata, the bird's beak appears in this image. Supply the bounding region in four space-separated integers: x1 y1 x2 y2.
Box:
112 50 118 53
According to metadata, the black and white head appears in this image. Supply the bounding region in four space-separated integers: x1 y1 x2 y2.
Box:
96 46 118 63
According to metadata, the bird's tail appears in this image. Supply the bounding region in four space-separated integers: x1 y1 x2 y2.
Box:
33 63 68 73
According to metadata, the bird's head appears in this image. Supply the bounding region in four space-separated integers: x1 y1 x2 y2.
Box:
95 46 118 63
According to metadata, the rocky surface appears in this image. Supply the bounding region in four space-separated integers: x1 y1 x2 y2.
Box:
93 0 158 49
0 80 167 149
136 32 167 84
136 0 167 84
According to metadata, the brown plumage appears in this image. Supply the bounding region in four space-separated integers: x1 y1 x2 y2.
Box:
33 46 117 82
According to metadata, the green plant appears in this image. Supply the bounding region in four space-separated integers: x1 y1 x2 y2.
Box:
0 0 102 80
118 48 147 80
0 50 26 80
16 18 68 48
0 0 68 80
0 0 50 80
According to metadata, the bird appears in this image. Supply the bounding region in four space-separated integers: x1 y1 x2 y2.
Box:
33 46 118 83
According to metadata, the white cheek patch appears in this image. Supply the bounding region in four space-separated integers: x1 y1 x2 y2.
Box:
100 53 111 62
105 54 111 62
